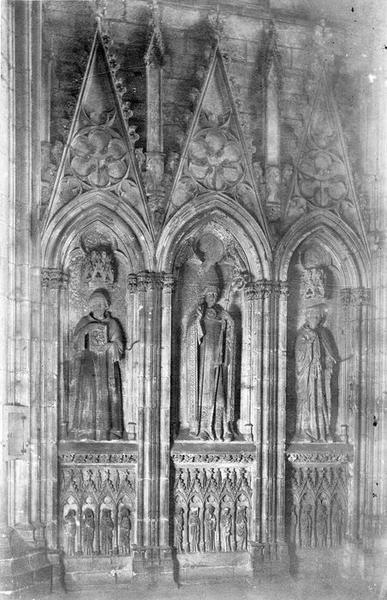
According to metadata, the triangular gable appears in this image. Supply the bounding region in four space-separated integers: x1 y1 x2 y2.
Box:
163 45 271 241
43 25 152 236
284 69 369 249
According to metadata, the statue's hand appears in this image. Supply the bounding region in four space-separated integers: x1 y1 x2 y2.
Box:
106 341 120 361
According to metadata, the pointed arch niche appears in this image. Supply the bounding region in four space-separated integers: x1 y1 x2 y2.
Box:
40 191 152 553
275 212 371 556
157 195 272 568
159 194 271 443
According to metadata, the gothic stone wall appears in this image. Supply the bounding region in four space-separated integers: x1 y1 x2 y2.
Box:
4 0 379 589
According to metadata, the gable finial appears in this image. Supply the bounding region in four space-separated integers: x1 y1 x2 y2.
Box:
94 0 106 31
208 3 225 42
145 0 164 65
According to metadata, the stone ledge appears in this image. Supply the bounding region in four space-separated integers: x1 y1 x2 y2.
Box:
0 548 52 597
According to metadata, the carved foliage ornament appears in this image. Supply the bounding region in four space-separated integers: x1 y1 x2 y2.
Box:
341 287 371 306
171 452 255 464
41 268 69 289
59 453 137 464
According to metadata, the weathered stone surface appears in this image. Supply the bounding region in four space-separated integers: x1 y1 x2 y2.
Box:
1 0 385 596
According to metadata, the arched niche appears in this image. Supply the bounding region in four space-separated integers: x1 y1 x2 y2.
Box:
41 191 153 442
275 213 370 444
158 195 272 442
276 212 371 548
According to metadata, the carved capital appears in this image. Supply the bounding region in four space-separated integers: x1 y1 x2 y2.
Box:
41 268 69 289
128 272 163 293
273 282 289 298
245 280 273 301
245 282 260 301
161 273 175 292
137 271 162 292
341 287 371 306
127 274 138 293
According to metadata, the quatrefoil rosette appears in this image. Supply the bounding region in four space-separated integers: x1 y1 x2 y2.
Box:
70 126 129 189
187 128 244 192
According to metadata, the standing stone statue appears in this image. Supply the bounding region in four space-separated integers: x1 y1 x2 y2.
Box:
189 507 200 553
205 505 217 552
83 508 95 555
119 508 131 554
221 507 233 552
316 503 328 547
294 304 337 443
64 509 77 556
174 507 184 553
289 505 298 546
300 504 313 548
236 506 248 551
192 286 235 441
101 508 114 554
70 289 125 440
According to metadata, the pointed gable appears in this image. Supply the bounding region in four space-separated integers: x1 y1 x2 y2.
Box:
284 70 369 248
164 45 270 240
43 25 152 236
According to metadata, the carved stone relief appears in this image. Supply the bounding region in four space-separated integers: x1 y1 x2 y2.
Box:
173 464 252 554
187 127 244 192
286 457 348 549
60 465 135 556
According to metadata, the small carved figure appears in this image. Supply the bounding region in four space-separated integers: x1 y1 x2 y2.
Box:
195 287 235 441
332 504 344 546
266 165 281 205
300 504 313 548
64 509 77 556
166 151 179 175
236 506 248 551
145 152 164 197
119 508 131 554
282 163 293 186
100 508 114 555
70 289 125 441
174 507 184 553
221 507 233 552
316 503 328 547
83 508 95 555
289 505 298 546
205 505 217 552
189 507 200 553
294 304 338 443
